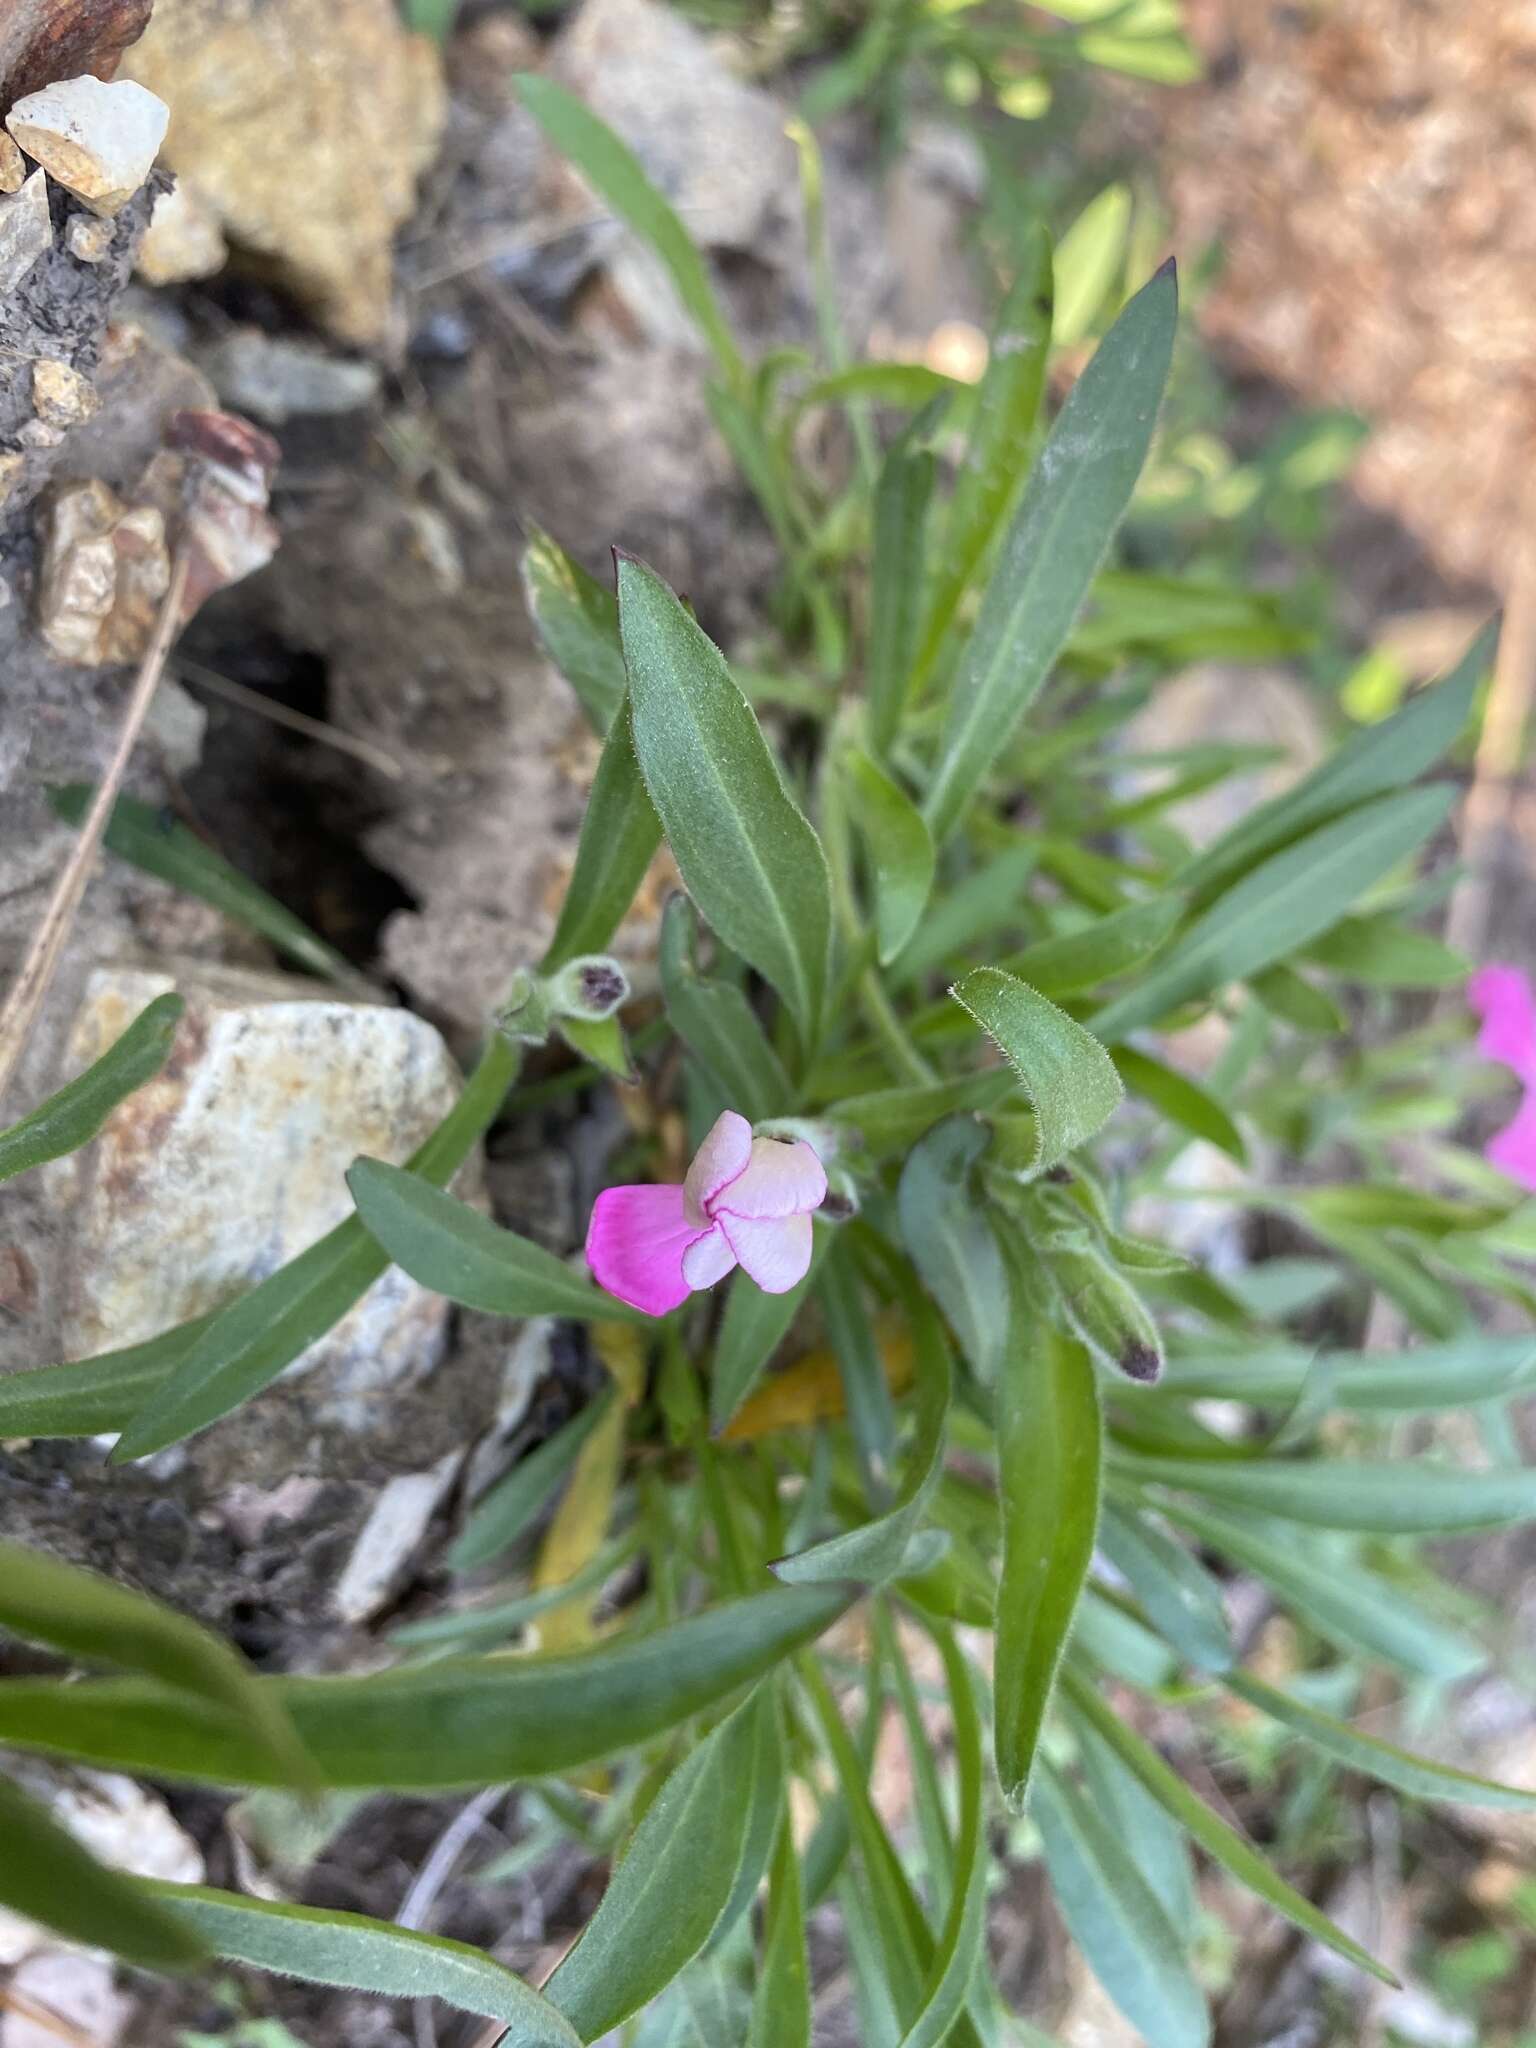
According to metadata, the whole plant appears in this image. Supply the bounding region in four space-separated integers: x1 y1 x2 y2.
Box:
1 79 1534 2048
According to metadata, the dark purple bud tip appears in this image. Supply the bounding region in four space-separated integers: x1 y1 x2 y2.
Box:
1118 1341 1163 1385
578 960 627 1012
1045 1164 1074 1185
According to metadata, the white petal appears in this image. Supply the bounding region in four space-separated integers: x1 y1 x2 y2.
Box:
681 1223 738 1290
712 1136 826 1221
718 1209 814 1294
683 1110 753 1227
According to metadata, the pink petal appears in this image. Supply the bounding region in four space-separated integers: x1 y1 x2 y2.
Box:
711 1136 827 1221
718 1209 815 1294
683 1111 753 1226
681 1223 737 1291
1486 1089 1536 1193
586 1183 705 1316
1469 964 1536 1084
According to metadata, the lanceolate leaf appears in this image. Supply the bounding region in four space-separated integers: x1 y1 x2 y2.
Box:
1062 1667 1395 1986
346 1157 639 1322
542 700 661 971
774 1291 950 1585
898 1117 1010 1382
1005 894 1182 998
711 1249 821 1436
0 1583 852 1790
914 231 1054 696
1163 1334 1536 1414
1094 785 1457 1040
867 446 937 754
995 1243 1103 1810
824 1069 1015 1157
1177 619 1495 910
1052 184 1133 348
1224 1671 1536 1809
843 747 937 964
659 893 792 1125
620 555 833 1048
108 1035 520 1460
0 1543 314 1793
513 75 744 388
1111 1046 1247 1164
48 787 369 995
0 1776 207 1971
140 1882 578 2041
898 1628 989 2048
520 525 627 735
1119 1449 1536 1532
450 1391 618 1571
1033 1759 1209 2048
923 260 1177 842
0 1313 215 1439
1096 1502 1233 1672
543 1693 767 2040
0 993 183 1183
750 1816 811 2048
950 966 1122 1179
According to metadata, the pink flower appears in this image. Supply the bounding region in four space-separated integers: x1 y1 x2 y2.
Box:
1469 963 1536 1191
586 1110 827 1316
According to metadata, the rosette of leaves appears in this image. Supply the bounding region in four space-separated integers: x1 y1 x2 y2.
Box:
3 85 1531 2048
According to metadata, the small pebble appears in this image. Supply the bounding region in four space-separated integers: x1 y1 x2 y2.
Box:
6 74 169 217
0 168 52 293
32 357 99 429
65 210 114 263
0 451 25 508
0 132 25 193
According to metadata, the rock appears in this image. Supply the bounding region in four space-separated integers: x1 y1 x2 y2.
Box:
0 166 52 292
31 355 98 427
330 1447 463 1623
0 0 153 112
133 171 223 283
208 328 382 426
0 132 24 192
0 450 24 506
1 1952 130 2048
46 962 465 1420
5 74 168 217
121 0 446 343
36 476 169 664
65 209 113 260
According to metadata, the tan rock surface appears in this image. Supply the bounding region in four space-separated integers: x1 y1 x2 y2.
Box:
122 0 446 342
5 72 167 215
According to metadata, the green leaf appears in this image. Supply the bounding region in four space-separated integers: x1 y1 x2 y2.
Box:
823 1069 1015 1157
950 966 1122 1178
815 1236 897 1487
1152 1499 1485 1683
1033 1758 1209 2048
914 232 1054 694
1094 785 1457 1040
544 1693 768 2040
1297 1184 1512 1240
0 1312 217 1438
923 259 1177 842
1224 1671 1536 1809
1177 620 1495 910
1096 1502 1233 1672
774 1290 950 1585
1062 1667 1395 1985
0 1542 315 1792
620 555 832 1047
711 1251 820 1436
513 75 744 387
1165 1334 1536 1414
1302 914 1467 988
1248 963 1345 1033
0 1583 852 1789
49 787 370 993
1110 1045 1247 1162
898 1117 1010 1382
995 1249 1103 1810
868 448 936 754
0 993 183 1182
450 1391 617 1571
141 1881 578 2039
346 1157 638 1322
751 1816 810 2048
1006 894 1182 997
1053 184 1133 347
1121 1449 1536 1532
706 1688 785 1950
799 362 964 412
0 1776 207 1971
542 701 661 971
520 525 627 735
891 840 1039 986
394 1538 637 1650
1075 1712 1194 1931
843 748 936 964
897 1629 989 2048
659 893 791 1124
107 1035 519 1461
